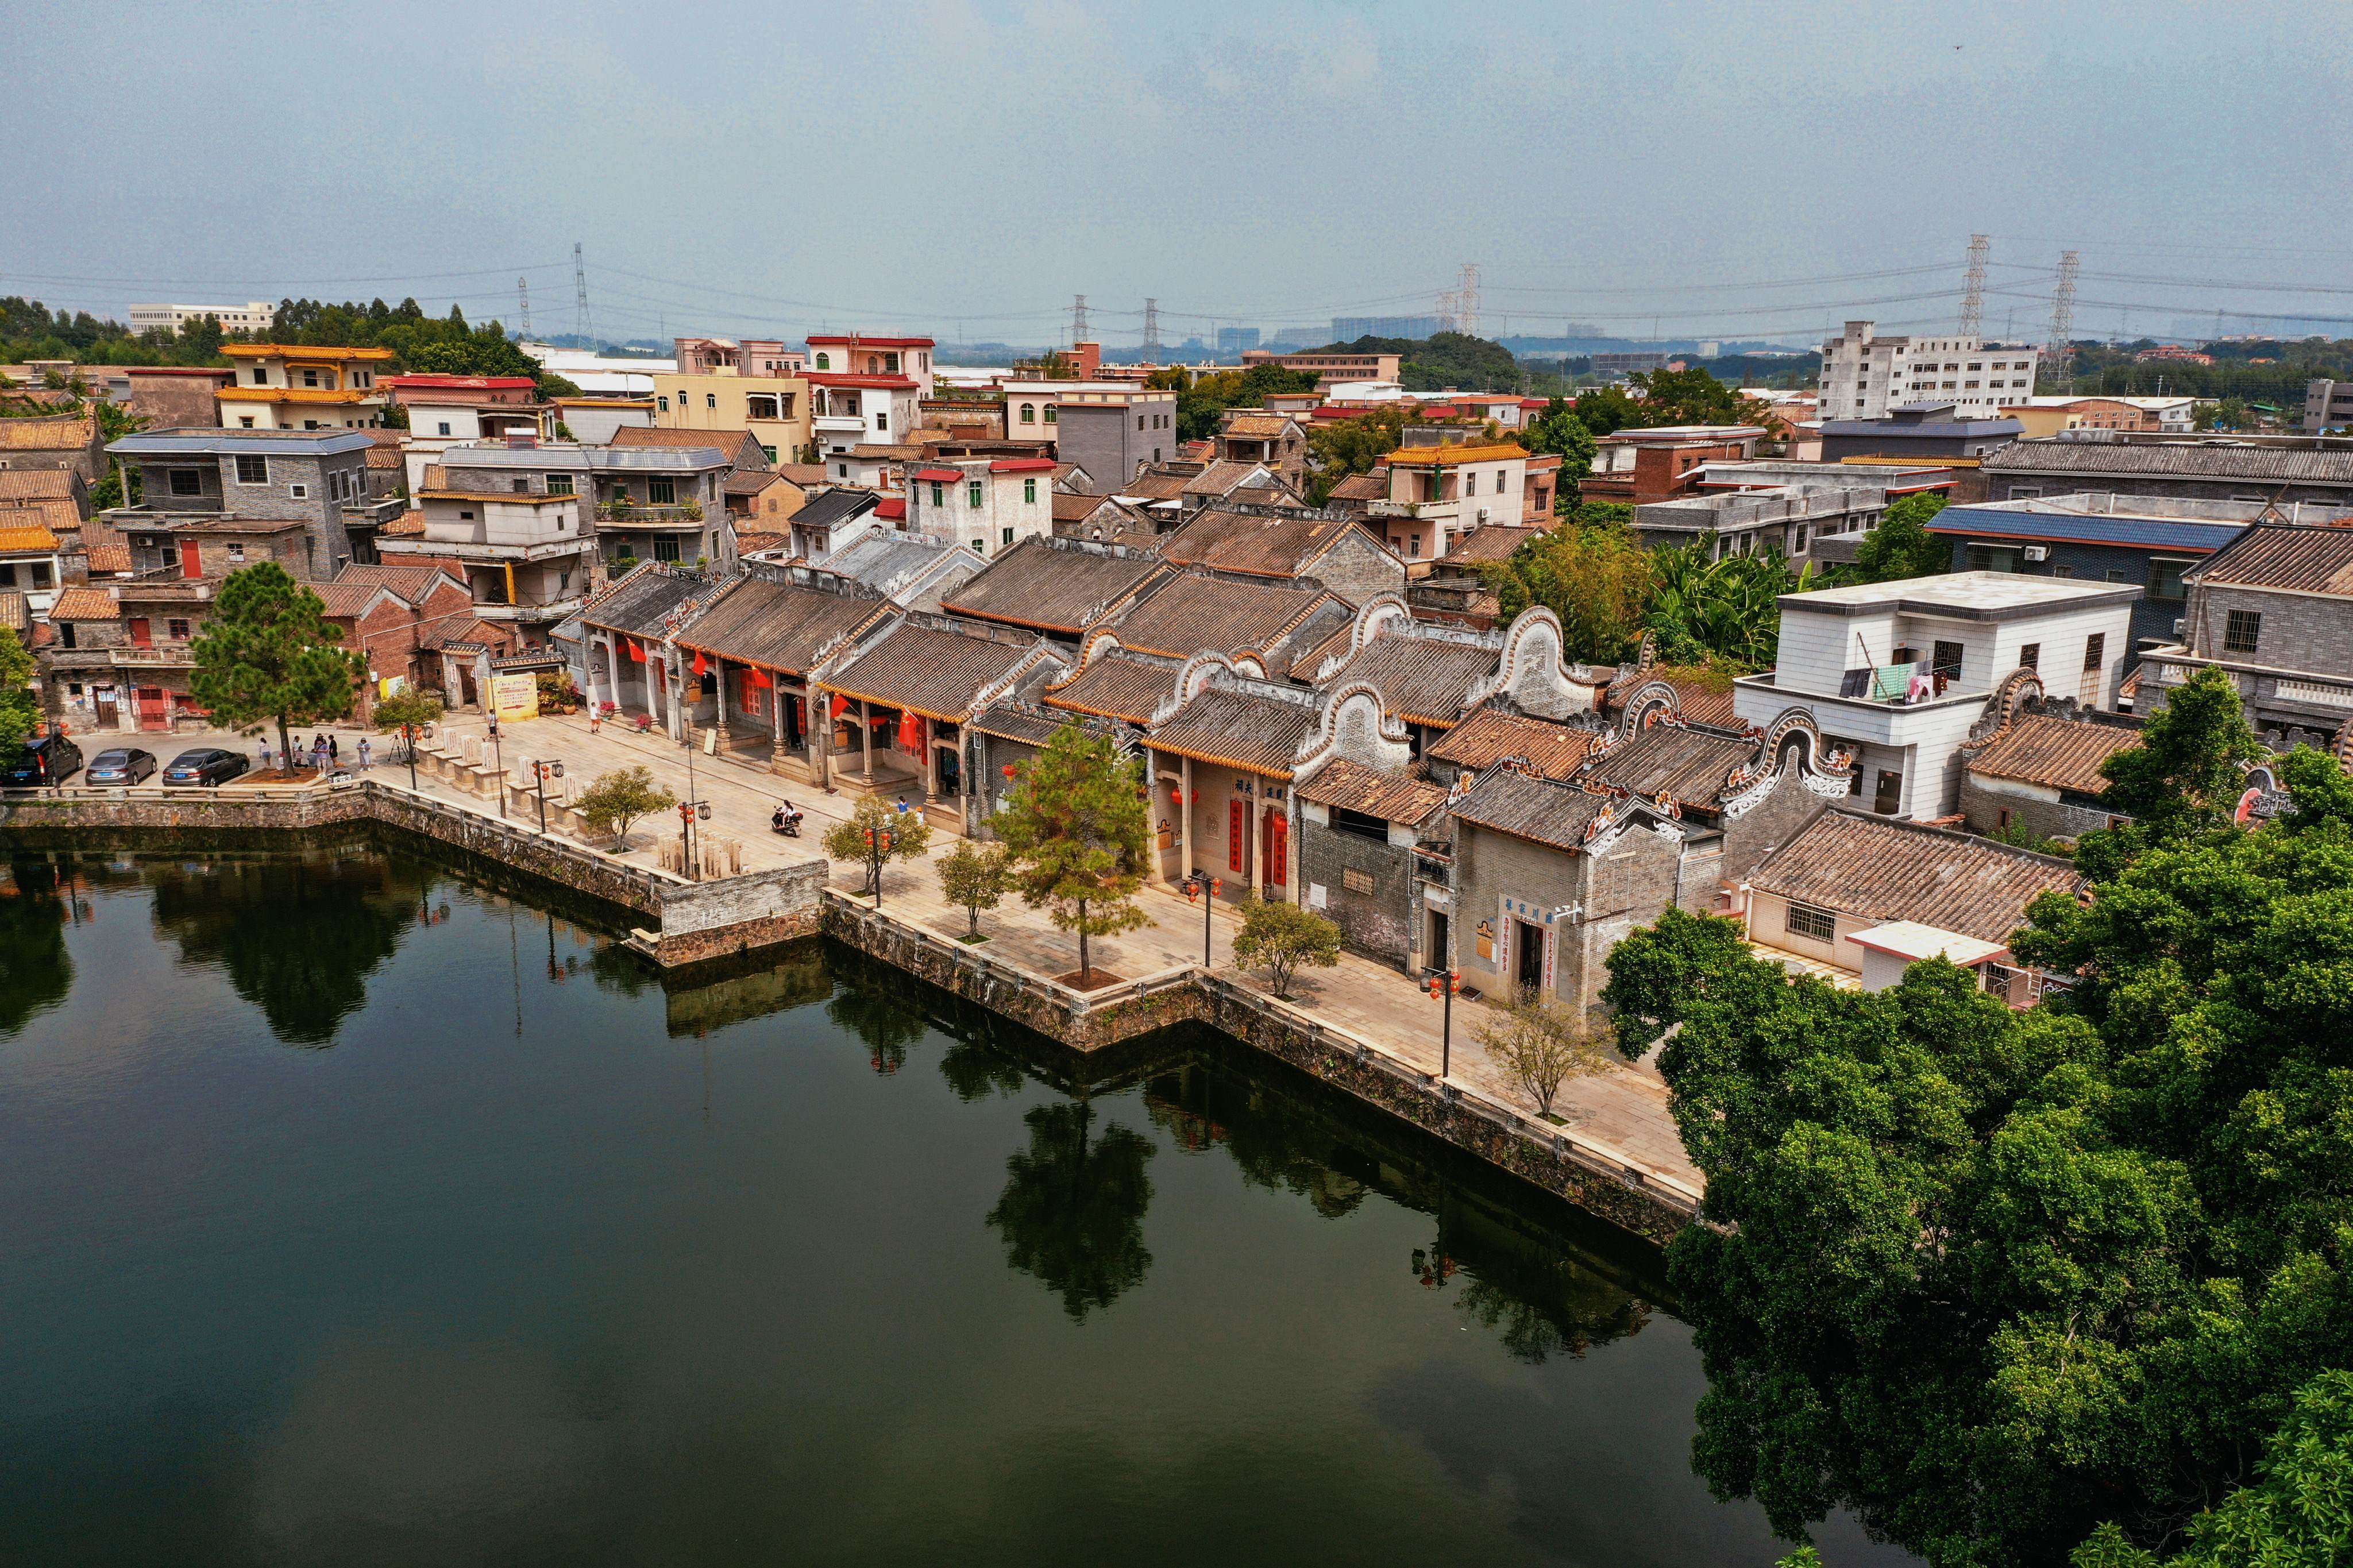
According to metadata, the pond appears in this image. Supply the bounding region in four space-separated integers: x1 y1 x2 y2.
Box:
0 844 1911 1566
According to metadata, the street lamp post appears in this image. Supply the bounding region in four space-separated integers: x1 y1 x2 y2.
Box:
1181 872 1223 967
1424 968 1460 1082
402 721 419 792
488 716 506 820
529 759 563 834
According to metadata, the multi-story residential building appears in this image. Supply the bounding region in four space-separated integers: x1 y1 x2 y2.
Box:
608 427 776 519
1818 402 2024 462
383 455 602 626
103 429 384 579
2305 379 2353 434
1049 387 1179 491
1367 442 1530 562
789 488 884 562
1732 571 2140 820
1980 432 2353 508
2138 522 2353 751
0 514 63 614
2001 395 2197 437
673 337 804 377
414 441 736 588
805 334 934 390
1215 411 1307 474
650 368 812 465
1580 424 1766 507
1924 493 2353 665
808 373 923 460
1817 320 2038 420
388 374 556 493
128 300 276 335
906 457 1058 559
1240 348 1403 383
216 344 393 430
1633 477 1889 567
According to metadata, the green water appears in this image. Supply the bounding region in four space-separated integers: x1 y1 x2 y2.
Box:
0 844 1910 1565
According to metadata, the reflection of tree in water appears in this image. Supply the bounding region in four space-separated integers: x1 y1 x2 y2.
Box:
937 1028 1029 1103
0 859 72 1034
1144 1061 1368 1219
826 974 928 1076
146 855 423 1046
986 1101 1155 1321
1149 1057 1648 1364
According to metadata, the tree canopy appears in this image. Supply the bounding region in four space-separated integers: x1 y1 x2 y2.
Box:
1147 361 1321 443
1519 396 1599 501
1849 492 1953 583
1603 731 2353 1566
0 625 38 762
188 563 364 764
992 724 1151 979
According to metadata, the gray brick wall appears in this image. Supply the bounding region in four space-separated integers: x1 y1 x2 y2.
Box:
1959 776 2116 841
1297 818 1418 968
1453 818 1681 1012
1719 773 1832 887
1309 531 1410 605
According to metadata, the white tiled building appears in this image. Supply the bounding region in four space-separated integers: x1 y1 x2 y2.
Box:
1819 320 2038 420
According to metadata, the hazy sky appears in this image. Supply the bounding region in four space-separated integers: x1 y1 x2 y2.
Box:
10 1 2352 347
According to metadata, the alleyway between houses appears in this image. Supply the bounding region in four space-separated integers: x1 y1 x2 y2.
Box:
169 705 1700 1202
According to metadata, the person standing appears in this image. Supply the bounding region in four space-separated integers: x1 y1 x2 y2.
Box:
259 736 273 774
356 736 372 771
313 735 329 773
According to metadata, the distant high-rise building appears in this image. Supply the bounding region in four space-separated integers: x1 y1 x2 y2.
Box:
1819 320 2038 420
1332 315 1442 342
1216 326 1261 354
128 301 276 335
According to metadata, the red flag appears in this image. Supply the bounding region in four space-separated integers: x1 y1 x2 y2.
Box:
829 693 849 719
897 710 922 750
691 650 707 675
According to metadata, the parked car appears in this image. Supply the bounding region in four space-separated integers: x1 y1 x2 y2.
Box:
3 732 84 787
84 747 158 786
161 748 250 787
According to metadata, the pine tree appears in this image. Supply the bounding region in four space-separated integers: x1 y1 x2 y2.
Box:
992 724 1151 980
188 563 363 766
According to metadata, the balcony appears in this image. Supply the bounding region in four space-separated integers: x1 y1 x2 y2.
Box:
114 643 199 668
596 501 705 527
379 535 596 563
1733 669 1991 746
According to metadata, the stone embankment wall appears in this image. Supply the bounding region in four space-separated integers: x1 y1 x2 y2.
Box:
818 890 1694 1244
653 863 828 965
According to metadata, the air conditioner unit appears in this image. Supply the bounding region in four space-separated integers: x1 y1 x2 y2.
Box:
2173 618 2186 636
2022 545 2048 562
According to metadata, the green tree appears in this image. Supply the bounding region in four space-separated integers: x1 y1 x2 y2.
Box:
1230 895 1341 997
1850 492 1953 582
1520 397 1599 499
1472 986 1612 1118
992 724 1151 980
574 764 674 849
822 794 933 904
1480 513 1653 663
1570 384 1641 435
2090 665 2266 849
986 1100 1156 1320
938 837 1012 939
1645 535 1785 669
1305 403 1410 503
1627 365 1774 428
188 563 364 765
0 625 38 763
1604 732 2353 1565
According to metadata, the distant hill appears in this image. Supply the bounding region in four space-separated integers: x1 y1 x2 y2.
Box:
1308 331 1522 393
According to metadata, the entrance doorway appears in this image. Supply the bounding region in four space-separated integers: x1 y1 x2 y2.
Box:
1514 919 1546 993
94 686 119 728
1873 769 1903 815
1427 909 1449 973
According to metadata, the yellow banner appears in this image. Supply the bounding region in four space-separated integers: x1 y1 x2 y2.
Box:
489 672 540 722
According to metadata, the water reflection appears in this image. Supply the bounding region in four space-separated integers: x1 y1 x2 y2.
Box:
145 853 423 1046
826 969 928 1076
987 1100 1157 1321
0 858 74 1033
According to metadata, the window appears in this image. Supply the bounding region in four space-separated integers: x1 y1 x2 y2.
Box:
759 444 777 464
1331 807 1388 843
1464 472 1477 496
1786 902 1837 943
250 367 267 385
1001 526 1015 544
234 454 268 485
227 543 245 563
1023 478 1037 504
929 481 944 507
815 353 830 370
1965 542 2020 573
1020 403 1036 424
971 538 986 554
238 417 254 428
288 483 307 499
747 395 778 420
967 481 983 508
1343 867 1376 895
512 477 530 493
302 369 319 387
658 395 670 412
1044 405 1058 423
167 618 191 641
875 412 888 432
653 536 681 562
648 478 675 505
2224 609 2262 655
2083 633 2105 671
1794 523 1809 554
169 468 203 496
2018 642 2040 671
839 464 850 478
458 509 475 520
546 473 573 495
2147 557 2190 601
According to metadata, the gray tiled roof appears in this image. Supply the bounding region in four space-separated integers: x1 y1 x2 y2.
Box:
941 538 1166 633
672 576 886 674
1983 439 2353 482
1748 809 2082 945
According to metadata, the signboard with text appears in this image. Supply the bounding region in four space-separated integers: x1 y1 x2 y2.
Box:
489 673 541 723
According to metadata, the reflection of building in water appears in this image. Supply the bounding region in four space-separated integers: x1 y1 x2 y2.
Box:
655 943 829 1038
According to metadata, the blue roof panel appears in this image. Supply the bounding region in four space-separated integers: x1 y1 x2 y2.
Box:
1927 508 2247 551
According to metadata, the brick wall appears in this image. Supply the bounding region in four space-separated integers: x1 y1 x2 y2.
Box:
1296 816 1418 968
1453 818 1682 1011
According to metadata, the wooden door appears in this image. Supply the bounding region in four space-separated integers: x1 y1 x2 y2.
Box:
1228 798 1246 873
128 617 152 650
1873 769 1903 816
178 540 202 580
94 688 118 728
1262 810 1287 887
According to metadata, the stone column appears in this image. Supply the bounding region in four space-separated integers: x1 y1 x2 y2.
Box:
711 656 729 748
921 715 937 803
770 673 789 770
859 698 874 783
814 687 833 789
1179 753 1193 882
1248 784 1263 898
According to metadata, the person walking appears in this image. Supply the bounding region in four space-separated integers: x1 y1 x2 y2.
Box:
327 733 340 764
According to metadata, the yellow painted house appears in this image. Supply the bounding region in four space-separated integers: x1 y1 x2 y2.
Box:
216 345 394 430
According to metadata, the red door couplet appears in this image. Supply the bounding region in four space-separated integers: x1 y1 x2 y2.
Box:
1228 798 1246 874
1262 810 1287 888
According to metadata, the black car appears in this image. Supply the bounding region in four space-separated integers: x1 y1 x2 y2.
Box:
161 748 250 787
3 732 84 787
84 747 158 785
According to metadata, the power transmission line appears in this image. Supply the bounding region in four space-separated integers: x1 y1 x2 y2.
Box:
573 242 592 347
2045 250 2079 393
1959 234 1989 336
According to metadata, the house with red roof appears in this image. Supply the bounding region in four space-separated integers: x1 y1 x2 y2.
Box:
907 456 1058 561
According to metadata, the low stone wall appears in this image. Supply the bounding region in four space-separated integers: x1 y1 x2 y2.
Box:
654 862 828 965
818 890 1695 1243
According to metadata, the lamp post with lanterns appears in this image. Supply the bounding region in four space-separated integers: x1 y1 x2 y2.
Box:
527 758 565 834
1424 968 1461 1082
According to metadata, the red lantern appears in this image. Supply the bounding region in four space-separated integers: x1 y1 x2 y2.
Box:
1184 882 1198 903
1002 763 1017 778
1212 877 1224 897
